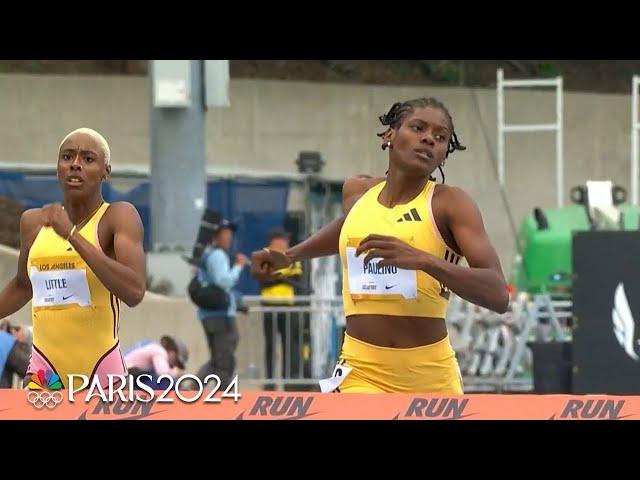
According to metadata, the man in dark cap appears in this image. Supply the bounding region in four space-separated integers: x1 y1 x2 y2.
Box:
192 211 247 388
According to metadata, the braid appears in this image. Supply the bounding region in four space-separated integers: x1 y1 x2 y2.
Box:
377 97 467 158
377 102 415 137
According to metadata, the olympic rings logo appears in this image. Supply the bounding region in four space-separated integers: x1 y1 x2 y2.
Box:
27 390 64 409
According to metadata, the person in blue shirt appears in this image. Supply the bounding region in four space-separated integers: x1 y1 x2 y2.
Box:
0 321 31 388
195 217 248 388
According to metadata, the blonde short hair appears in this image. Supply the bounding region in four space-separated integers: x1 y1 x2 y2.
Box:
58 128 111 165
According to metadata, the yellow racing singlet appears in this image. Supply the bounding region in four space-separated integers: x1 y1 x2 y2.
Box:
27 202 126 388
339 180 463 318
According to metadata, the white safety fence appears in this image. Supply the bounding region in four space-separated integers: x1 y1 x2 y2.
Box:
2 294 570 392
448 293 571 392
239 293 572 392
239 295 343 390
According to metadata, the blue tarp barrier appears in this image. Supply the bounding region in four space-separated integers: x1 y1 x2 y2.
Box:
0 173 289 295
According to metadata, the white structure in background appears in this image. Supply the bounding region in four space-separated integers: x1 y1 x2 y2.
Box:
497 68 564 207
631 76 640 205
309 190 343 378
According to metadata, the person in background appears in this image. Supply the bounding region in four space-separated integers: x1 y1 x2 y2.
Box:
194 213 247 388
124 335 189 389
0 320 32 388
259 228 305 390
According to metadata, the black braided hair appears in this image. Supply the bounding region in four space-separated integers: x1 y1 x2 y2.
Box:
377 98 466 183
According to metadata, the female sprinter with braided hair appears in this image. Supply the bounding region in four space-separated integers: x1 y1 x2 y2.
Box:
251 98 507 394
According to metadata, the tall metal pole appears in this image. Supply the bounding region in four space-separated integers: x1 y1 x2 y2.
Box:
150 60 207 250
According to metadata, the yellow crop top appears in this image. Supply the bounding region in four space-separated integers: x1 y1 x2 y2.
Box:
338 180 462 318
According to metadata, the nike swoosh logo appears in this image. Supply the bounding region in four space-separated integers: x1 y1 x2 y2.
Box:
385 285 397 290
62 295 74 301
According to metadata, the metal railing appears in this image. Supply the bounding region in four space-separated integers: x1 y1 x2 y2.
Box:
237 293 573 392
449 293 572 392
239 295 343 389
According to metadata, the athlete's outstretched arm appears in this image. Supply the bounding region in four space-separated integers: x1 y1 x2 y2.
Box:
357 187 508 313
0 210 38 319
287 215 344 261
67 202 146 307
250 175 382 280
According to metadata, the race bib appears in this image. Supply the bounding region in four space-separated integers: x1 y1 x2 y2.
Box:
319 364 353 393
346 246 417 300
30 267 91 308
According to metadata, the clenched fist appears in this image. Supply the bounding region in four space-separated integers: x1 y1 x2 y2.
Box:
250 248 292 281
41 204 74 240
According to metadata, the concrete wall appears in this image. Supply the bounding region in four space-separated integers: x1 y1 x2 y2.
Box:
0 73 636 273
0 74 149 170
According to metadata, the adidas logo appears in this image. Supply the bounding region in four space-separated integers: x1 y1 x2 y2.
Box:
397 208 422 222
439 249 461 300
444 249 461 265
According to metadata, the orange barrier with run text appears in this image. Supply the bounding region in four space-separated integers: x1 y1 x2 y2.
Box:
1 390 639 420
